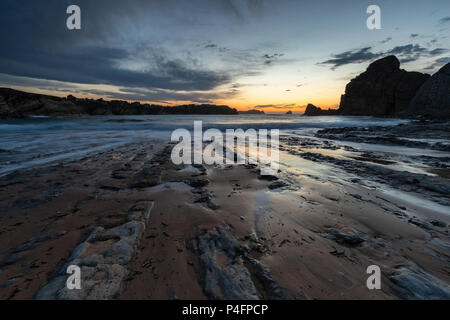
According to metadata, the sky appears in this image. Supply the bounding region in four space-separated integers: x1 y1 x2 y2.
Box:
0 0 449 113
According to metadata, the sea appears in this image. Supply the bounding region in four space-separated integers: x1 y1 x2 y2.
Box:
0 114 409 176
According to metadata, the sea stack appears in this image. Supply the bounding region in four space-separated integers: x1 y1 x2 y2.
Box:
338 56 430 116
303 103 338 116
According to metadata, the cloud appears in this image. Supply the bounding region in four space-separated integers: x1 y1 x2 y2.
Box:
0 0 270 97
439 16 450 24
263 53 284 65
429 48 447 56
78 86 240 104
253 103 303 110
387 44 447 63
410 33 419 38
253 104 277 109
387 44 426 55
318 47 381 70
319 44 448 69
423 57 450 71
380 37 392 44
0 45 230 91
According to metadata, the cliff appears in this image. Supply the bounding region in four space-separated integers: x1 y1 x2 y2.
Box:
0 88 239 118
338 56 430 116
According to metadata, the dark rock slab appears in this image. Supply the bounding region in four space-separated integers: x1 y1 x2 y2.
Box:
268 181 288 190
194 226 259 300
322 229 365 246
389 262 450 300
187 178 210 188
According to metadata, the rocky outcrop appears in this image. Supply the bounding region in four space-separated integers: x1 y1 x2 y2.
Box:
189 226 288 300
315 121 450 152
193 226 259 300
303 104 338 116
389 262 450 300
0 88 239 118
35 202 154 300
0 88 84 118
338 56 430 116
404 63 450 118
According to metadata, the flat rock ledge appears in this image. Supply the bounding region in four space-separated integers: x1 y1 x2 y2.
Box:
389 262 450 300
189 226 288 300
34 202 154 300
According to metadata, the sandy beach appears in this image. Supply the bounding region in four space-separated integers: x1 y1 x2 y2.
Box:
1 119 449 300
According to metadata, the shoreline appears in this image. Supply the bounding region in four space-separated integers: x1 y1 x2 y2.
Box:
0 120 449 299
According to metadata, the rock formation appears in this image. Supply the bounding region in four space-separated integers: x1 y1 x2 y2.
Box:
404 62 450 118
0 88 239 118
303 104 338 116
338 56 430 116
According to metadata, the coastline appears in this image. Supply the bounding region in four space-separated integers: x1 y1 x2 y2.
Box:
1 121 449 300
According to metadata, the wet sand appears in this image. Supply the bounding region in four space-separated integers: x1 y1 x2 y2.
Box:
0 130 449 299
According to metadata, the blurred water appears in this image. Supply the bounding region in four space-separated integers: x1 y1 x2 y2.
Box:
0 114 408 176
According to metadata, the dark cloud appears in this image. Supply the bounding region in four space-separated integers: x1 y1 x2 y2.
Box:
380 37 392 44
388 44 426 55
0 72 240 103
263 53 284 65
0 0 270 94
318 47 381 70
439 16 450 24
423 57 450 71
79 87 239 104
263 53 283 59
253 104 276 109
410 33 419 38
0 73 78 92
429 48 447 56
215 0 265 22
0 0 281 99
320 44 448 69
387 44 446 63
253 104 302 110
0 44 229 91
387 44 426 63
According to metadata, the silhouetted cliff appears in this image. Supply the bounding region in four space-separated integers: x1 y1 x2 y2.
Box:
338 56 430 116
0 88 239 118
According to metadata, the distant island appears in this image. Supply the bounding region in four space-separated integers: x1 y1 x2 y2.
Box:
303 104 339 116
0 88 239 118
